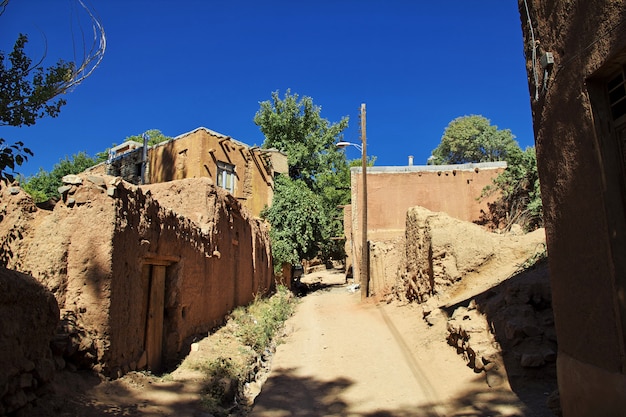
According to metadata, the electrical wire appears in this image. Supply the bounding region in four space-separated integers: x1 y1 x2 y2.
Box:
522 0 539 101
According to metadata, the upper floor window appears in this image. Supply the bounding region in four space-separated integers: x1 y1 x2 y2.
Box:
217 161 235 194
608 69 626 123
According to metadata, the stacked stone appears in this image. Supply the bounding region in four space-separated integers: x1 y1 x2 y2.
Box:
443 263 557 386
57 174 123 206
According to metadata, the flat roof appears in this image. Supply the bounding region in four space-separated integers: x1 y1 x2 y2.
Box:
350 161 507 174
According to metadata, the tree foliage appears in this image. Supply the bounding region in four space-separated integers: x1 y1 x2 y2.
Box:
0 34 74 128
431 115 543 231
0 35 73 182
430 115 519 164
261 176 328 268
0 139 32 183
21 151 97 202
127 129 171 147
95 129 172 163
254 89 349 190
255 90 352 269
481 146 543 231
0 0 105 182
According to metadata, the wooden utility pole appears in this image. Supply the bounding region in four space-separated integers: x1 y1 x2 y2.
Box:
360 103 369 300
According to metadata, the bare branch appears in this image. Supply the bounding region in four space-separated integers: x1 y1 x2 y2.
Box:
59 0 106 94
0 0 8 17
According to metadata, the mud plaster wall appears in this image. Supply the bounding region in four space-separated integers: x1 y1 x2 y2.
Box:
108 178 273 373
3 183 116 365
0 268 59 414
518 1 626 414
1 176 274 376
402 206 497 301
135 179 273 363
400 206 546 303
347 164 503 293
148 128 277 217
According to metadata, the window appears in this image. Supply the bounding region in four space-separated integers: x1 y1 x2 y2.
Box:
217 161 235 193
608 70 626 123
606 67 626 179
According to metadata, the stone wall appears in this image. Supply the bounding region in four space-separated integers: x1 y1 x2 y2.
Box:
107 148 144 184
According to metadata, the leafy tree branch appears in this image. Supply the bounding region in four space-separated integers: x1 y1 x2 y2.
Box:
431 115 543 231
255 90 353 270
0 0 105 182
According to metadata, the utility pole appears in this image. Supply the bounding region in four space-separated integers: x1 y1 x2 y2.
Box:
360 103 369 300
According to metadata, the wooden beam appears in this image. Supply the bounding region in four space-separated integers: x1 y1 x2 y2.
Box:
144 253 180 265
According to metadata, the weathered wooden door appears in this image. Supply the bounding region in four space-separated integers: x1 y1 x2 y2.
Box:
144 264 166 372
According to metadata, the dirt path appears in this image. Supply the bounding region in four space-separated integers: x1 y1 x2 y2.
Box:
249 269 530 417
26 267 552 417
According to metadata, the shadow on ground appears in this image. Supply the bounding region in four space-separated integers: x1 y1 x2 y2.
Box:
251 367 540 417
25 370 203 417
292 268 349 296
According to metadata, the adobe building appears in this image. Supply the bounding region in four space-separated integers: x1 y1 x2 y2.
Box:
345 161 506 294
518 1 626 415
91 127 288 217
1 174 274 376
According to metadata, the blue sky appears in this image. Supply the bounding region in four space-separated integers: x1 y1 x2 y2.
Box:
2 0 534 177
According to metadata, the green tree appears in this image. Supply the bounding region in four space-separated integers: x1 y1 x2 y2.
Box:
95 129 172 163
127 129 171 147
22 151 97 202
430 115 519 164
0 1 105 182
261 176 327 270
0 34 73 182
481 146 543 231
254 89 349 190
431 115 542 231
255 90 352 269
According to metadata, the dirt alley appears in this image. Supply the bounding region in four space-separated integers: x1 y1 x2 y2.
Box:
250 268 540 417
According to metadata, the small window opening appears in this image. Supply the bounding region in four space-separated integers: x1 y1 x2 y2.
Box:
217 161 235 194
608 71 626 121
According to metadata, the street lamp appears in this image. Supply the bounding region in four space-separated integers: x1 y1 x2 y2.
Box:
337 141 362 152
336 104 368 300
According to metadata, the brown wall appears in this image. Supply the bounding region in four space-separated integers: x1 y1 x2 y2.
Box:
148 128 283 217
1 175 274 376
518 1 626 414
0 268 59 414
109 178 274 372
346 163 505 293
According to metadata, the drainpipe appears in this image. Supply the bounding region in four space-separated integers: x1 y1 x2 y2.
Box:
141 133 148 184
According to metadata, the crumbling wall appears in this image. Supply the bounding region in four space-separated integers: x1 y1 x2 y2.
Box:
348 163 506 290
106 176 274 374
0 268 59 414
425 261 557 401
2 178 115 369
398 206 545 303
397 206 556 406
0 175 274 377
368 237 404 297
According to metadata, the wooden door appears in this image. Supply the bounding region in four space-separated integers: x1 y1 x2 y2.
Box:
145 264 166 372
